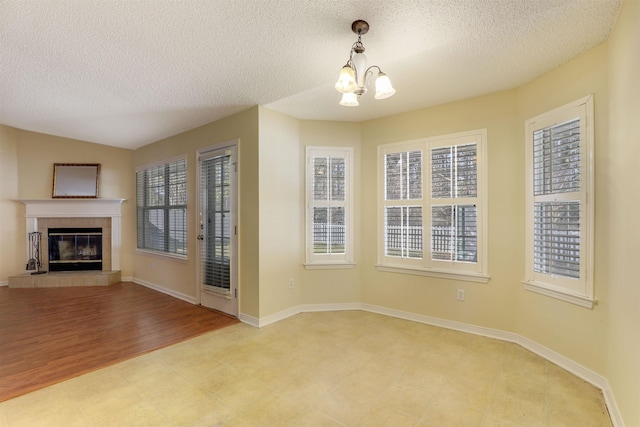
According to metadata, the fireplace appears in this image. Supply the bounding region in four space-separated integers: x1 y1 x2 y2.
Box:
9 199 125 288
48 227 103 272
19 198 125 272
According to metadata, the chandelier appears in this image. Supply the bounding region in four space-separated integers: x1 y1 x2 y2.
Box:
335 20 396 107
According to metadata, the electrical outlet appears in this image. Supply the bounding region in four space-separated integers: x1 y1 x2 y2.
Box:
289 278 294 289
457 289 465 301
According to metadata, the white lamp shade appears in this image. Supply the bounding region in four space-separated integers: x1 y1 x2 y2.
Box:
374 73 396 99
335 66 357 93
339 92 359 107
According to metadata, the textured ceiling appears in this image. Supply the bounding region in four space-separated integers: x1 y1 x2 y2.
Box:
0 0 622 150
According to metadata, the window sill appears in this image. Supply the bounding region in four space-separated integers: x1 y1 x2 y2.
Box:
304 262 356 270
522 280 595 309
135 249 188 263
375 264 490 283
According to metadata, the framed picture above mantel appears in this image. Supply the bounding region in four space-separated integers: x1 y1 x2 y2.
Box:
52 163 101 198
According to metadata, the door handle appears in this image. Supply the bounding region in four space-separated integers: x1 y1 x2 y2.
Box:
197 235 204 240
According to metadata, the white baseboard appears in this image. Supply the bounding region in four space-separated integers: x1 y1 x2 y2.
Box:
301 302 363 313
252 302 361 328
237 312 259 327
515 334 608 390
362 303 518 342
131 277 196 304
257 305 302 327
602 386 624 427
0 281 8 287
515 334 622 426
255 302 623 427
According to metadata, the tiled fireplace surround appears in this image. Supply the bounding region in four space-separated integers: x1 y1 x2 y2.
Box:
39 217 112 272
9 199 124 287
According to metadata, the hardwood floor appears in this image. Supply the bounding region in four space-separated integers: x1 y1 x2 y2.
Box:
0 282 238 402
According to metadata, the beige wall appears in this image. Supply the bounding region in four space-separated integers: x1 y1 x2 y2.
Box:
1 129 135 279
257 107 304 316
253 116 365 314
356 12 639 421
0 125 21 283
514 44 608 374
298 120 363 306
130 108 363 318
133 107 261 318
15 131 134 201
604 0 640 424
357 39 613 381
360 90 521 330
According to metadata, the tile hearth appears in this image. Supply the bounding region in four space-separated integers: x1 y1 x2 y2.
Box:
8 270 121 288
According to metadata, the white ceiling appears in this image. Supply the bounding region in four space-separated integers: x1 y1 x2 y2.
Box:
0 0 622 150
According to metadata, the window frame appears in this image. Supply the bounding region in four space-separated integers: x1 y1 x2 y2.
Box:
523 95 595 308
304 146 354 269
136 155 188 259
377 129 489 283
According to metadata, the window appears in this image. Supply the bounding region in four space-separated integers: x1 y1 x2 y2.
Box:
378 130 488 282
523 95 594 307
136 156 187 257
305 147 354 268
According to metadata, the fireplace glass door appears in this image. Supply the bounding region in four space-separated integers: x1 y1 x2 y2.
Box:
48 228 103 271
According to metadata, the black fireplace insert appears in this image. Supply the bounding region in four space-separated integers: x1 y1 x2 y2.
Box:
48 227 103 272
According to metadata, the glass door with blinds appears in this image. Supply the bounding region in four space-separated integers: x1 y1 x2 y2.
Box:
197 144 238 316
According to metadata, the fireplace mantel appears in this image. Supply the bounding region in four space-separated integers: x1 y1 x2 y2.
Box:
19 199 125 271
19 198 125 217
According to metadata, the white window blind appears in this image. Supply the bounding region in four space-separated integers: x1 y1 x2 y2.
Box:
384 149 423 260
431 144 477 198
305 147 353 267
532 118 581 278
384 205 423 258
200 153 231 290
136 157 187 256
430 144 478 263
431 204 477 262
533 201 580 278
378 130 488 282
385 151 422 201
313 156 346 255
524 95 594 307
533 119 581 195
